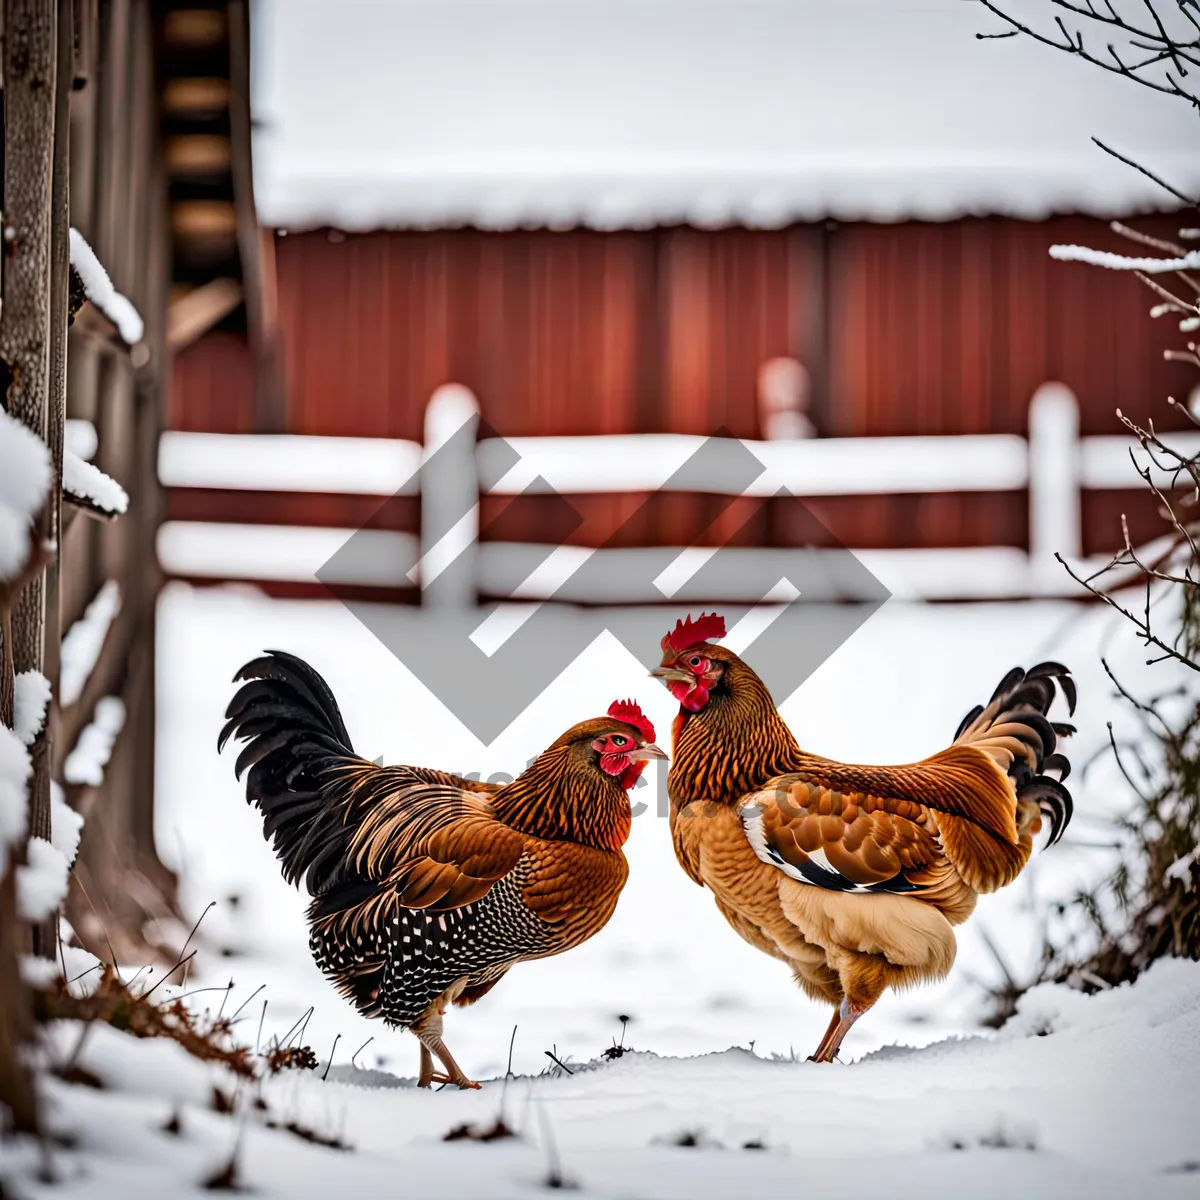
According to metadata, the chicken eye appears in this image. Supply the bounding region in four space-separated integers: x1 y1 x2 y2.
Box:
688 655 704 669
611 734 628 747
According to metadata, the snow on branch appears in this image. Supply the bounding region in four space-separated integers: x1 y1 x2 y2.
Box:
1049 245 1200 272
63 451 129 519
60 580 121 708
0 409 52 579
63 695 126 787
69 228 144 346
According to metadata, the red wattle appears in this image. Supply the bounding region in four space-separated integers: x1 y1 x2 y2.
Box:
668 678 709 712
618 759 648 791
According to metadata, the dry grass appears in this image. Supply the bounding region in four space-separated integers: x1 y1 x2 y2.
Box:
33 966 258 1079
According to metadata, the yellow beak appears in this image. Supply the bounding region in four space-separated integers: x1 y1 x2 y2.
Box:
628 742 668 762
649 666 693 684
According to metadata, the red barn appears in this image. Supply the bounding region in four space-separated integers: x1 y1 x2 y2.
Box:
165 0 1200 600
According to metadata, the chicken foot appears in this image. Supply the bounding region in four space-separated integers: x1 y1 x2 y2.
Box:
412 1008 482 1090
416 1044 461 1089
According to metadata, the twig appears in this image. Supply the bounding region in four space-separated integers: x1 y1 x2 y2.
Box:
507 1025 518 1079
973 0 1200 106
1108 722 1153 802
176 901 216 967
351 1036 374 1070
61 1019 95 1076
276 1006 314 1051
70 873 123 984
977 923 1018 991
1092 139 1200 206
1057 553 1200 673
230 984 266 1024
141 951 196 1000
123 964 152 993
1111 219 1186 257
543 1050 574 1076
321 1033 341 1081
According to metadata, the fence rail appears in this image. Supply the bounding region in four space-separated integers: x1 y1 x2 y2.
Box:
157 382 1200 603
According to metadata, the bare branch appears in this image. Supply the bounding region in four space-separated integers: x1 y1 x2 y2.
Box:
1092 139 1200 205
1057 552 1200 673
973 0 1200 106
1112 220 1187 257
1135 271 1200 312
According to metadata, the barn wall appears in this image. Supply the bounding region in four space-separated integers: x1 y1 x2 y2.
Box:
179 214 1190 439
169 213 1192 557
824 215 1191 437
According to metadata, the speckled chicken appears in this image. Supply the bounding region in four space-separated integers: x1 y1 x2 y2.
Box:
219 651 663 1088
654 613 1077 1063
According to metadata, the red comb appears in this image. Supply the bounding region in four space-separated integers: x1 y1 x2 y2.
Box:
607 699 655 743
661 612 727 653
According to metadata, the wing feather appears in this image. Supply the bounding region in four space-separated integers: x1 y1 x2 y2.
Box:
343 774 525 912
739 775 943 895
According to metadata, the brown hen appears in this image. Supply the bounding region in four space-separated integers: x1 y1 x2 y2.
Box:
653 613 1076 1063
220 651 664 1088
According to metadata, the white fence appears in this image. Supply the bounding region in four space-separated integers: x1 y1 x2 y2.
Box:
156 383 1200 603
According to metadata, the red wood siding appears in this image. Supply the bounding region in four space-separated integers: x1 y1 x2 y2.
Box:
168 214 1192 560
170 331 256 432
174 216 1191 441
826 215 1192 437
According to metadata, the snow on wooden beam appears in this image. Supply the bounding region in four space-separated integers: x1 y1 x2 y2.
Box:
68 228 144 346
64 420 97 463
59 581 121 709
0 411 53 582
61 452 129 522
62 695 125 788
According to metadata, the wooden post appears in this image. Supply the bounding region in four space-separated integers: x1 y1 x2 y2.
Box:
419 384 481 609
1028 382 1082 591
1 0 56 673
0 0 58 1137
1 0 58 841
32 0 73 959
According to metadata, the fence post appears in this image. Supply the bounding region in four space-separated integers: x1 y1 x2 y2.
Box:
418 383 481 608
1028 382 1081 591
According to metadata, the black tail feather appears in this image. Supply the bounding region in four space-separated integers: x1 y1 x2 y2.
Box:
957 661 1078 849
219 650 367 894
954 703 985 741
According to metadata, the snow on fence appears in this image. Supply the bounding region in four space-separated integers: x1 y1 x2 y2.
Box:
157 382 1200 603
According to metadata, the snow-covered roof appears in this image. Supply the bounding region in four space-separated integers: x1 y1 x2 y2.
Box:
251 0 1200 231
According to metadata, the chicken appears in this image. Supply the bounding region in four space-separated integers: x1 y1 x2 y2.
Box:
219 650 664 1088
652 612 1076 1063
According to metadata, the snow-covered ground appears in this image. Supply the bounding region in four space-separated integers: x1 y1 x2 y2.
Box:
15 960 1200 1198
150 584 1168 1085
4 584 1195 1198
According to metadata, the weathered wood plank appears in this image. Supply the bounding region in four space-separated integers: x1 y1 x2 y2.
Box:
167 277 242 351
0 0 57 1131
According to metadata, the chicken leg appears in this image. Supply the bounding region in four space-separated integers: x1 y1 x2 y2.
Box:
807 1006 845 1063
412 1008 481 1090
808 997 867 1064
